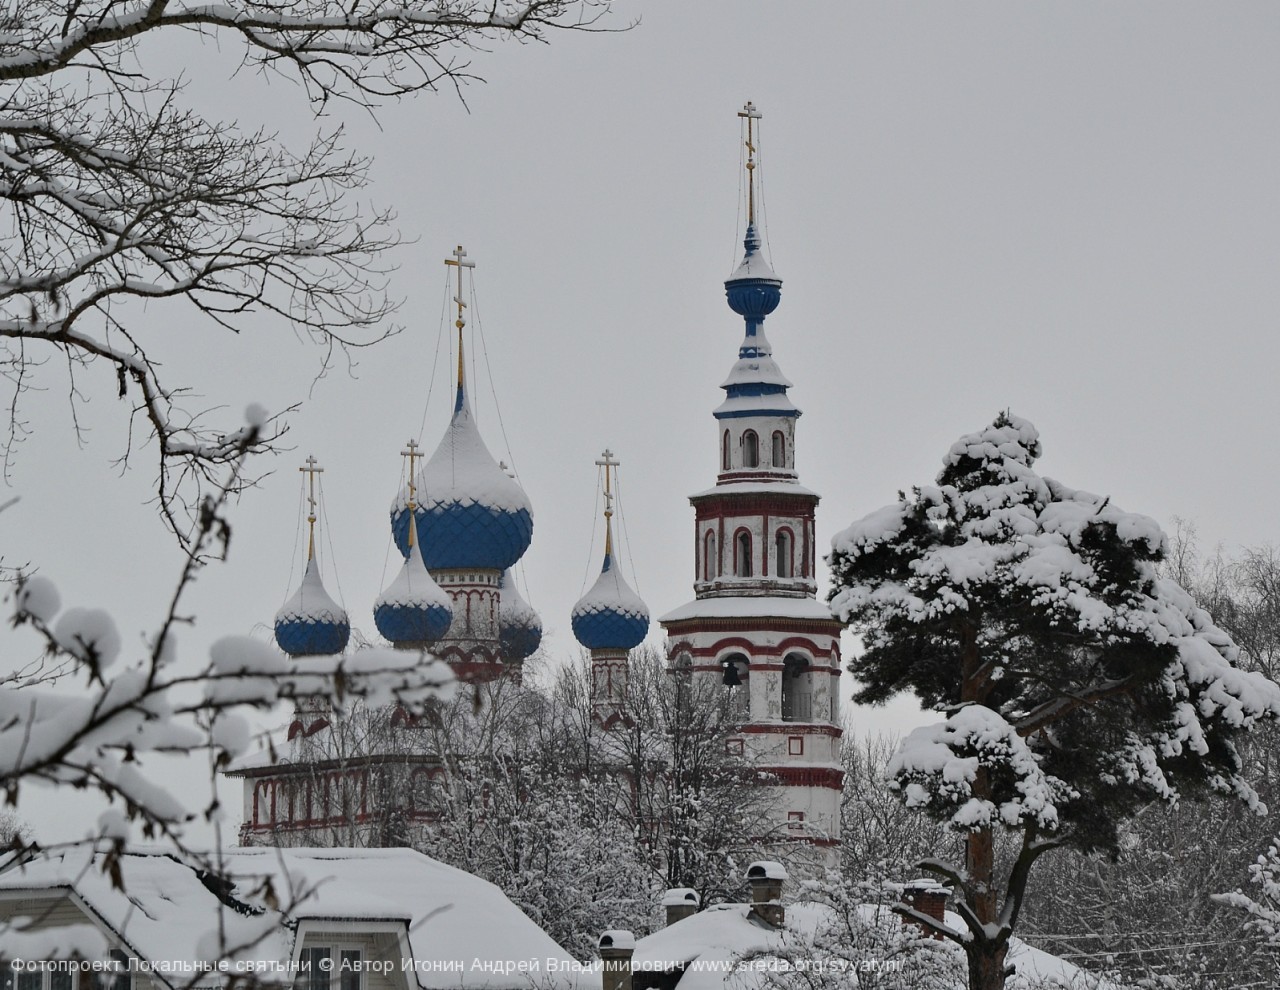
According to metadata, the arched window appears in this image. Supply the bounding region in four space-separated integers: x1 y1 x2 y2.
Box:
772 431 786 468
721 653 750 716
722 430 731 471
781 653 812 722
775 529 793 579
704 531 717 581
735 530 753 577
742 430 759 468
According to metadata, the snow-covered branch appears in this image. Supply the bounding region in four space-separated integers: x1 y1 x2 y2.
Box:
0 1 616 543
2 428 455 854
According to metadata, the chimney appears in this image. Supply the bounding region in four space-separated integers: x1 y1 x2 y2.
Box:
901 878 948 940
745 861 787 928
599 930 635 990
661 888 700 927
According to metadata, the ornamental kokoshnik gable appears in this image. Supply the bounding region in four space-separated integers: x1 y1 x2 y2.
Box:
659 103 844 866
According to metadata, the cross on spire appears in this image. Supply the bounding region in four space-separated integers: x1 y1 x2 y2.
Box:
595 448 620 554
738 101 762 226
400 439 422 548
299 455 324 561
445 245 477 398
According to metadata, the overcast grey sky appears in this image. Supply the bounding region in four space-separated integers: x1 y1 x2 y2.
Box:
7 1 1280 842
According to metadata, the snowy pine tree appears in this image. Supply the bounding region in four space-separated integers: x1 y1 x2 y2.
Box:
827 413 1280 990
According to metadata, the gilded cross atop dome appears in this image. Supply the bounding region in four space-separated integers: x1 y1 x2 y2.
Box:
595 448 620 554
445 245 476 402
299 454 324 561
400 439 422 547
738 101 762 226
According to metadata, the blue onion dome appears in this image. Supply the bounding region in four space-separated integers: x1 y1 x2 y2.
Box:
571 551 650 651
374 531 454 646
499 568 542 661
275 557 350 657
390 388 533 570
724 223 782 322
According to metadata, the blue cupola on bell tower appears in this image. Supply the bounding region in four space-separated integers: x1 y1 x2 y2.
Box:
715 102 799 481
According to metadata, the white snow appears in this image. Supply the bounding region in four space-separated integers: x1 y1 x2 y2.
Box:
689 481 818 499
0 846 582 989
394 390 532 517
53 606 121 668
747 861 788 881
713 392 799 418
572 557 648 623
16 573 60 622
375 534 452 611
661 596 835 624
275 556 348 627
500 568 540 628
662 887 701 908
888 706 1075 832
599 930 636 951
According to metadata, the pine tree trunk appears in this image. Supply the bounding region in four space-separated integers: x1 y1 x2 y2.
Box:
964 811 1008 990
961 627 1008 990
967 940 1008 990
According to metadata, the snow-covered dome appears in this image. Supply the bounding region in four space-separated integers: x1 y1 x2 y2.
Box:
275 557 351 657
571 551 649 651
391 388 533 571
724 223 782 321
374 534 453 646
499 569 542 661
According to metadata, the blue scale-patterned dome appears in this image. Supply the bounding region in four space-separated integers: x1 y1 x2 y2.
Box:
724 223 781 321
571 552 649 651
391 387 533 570
374 533 453 646
499 568 542 661
275 557 351 657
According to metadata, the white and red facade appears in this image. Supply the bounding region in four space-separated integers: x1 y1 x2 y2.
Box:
660 221 843 867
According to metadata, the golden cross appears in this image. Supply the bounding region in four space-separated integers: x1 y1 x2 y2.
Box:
738 101 762 225
595 448 620 553
299 455 324 560
401 438 422 509
444 245 477 392
400 439 422 549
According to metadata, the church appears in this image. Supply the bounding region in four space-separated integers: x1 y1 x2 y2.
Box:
226 103 844 872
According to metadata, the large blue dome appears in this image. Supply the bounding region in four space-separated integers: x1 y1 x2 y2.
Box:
374 535 453 646
391 389 533 570
571 552 649 651
499 568 542 661
275 557 350 657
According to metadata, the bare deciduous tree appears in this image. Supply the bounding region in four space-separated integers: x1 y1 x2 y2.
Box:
0 0 612 539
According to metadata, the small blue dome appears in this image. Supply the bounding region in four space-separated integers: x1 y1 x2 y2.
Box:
571 552 649 651
499 568 542 661
374 535 453 646
391 387 533 570
275 557 350 657
724 224 781 320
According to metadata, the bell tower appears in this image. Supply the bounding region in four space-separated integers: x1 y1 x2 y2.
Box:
660 103 843 866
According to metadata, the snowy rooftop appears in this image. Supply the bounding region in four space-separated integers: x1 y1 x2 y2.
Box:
689 481 818 500
0 846 580 989
629 900 1113 990
660 596 835 624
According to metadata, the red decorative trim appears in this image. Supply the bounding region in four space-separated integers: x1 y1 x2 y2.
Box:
755 765 845 789
737 722 843 738
693 492 819 517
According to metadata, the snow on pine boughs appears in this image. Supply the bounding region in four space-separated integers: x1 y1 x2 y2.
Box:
889 705 1076 832
828 412 1280 852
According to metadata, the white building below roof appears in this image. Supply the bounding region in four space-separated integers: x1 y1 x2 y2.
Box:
0 846 582 990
